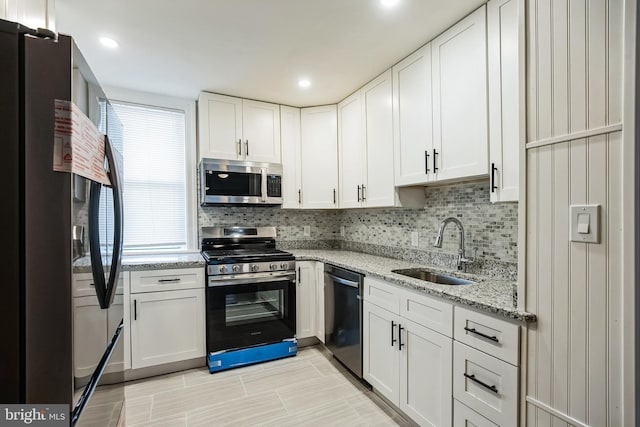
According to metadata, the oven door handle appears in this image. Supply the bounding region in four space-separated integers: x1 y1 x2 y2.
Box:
208 273 296 287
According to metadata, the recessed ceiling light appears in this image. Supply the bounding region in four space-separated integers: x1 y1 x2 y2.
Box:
99 37 119 49
298 79 311 89
380 0 400 8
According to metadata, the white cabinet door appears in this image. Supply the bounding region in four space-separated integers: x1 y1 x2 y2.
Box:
363 301 400 405
296 261 316 339
105 295 124 373
280 105 302 209
400 318 453 427
130 289 205 369
242 99 281 163
432 6 489 182
73 296 108 378
488 0 523 202
198 92 243 160
315 262 325 343
338 92 365 208
363 70 396 207
393 44 433 186
300 105 338 209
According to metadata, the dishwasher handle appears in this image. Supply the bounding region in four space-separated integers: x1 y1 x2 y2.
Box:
326 273 359 288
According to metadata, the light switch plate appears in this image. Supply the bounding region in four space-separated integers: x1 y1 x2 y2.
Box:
570 204 600 243
303 226 311 237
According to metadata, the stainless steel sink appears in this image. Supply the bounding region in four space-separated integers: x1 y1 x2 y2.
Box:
391 268 475 285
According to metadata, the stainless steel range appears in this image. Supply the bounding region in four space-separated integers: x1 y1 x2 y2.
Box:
201 226 297 373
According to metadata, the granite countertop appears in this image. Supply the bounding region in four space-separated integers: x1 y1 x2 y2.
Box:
289 249 536 323
73 252 205 273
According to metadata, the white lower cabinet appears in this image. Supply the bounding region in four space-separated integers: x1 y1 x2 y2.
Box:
296 261 317 339
72 273 127 378
401 318 452 426
363 301 401 404
315 262 325 343
130 288 205 369
453 341 518 427
363 278 453 426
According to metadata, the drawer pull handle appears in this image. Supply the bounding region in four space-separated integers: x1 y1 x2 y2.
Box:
158 278 181 283
464 327 499 343
463 373 499 394
398 324 405 350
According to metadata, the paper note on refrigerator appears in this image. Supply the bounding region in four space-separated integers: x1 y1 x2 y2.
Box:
53 99 111 186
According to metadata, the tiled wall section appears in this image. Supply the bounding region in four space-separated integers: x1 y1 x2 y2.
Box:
198 206 342 249
199 181 518 279
338 181 518 279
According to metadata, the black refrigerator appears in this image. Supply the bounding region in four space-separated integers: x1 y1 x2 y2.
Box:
0 19 125 426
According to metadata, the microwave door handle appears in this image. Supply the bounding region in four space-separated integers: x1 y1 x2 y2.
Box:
261 168 267 202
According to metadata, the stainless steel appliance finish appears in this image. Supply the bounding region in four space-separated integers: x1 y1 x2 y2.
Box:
202 227 296 354
200 159 283 205
0 19 124 426
324 264 364 378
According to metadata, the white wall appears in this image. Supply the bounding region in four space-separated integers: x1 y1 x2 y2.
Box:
524 0 629 426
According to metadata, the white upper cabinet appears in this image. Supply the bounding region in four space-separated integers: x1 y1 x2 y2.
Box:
432 6 489 182
300 105 339 209
393 44 434 186
338 91 365 208
339 70 425 208
363 70 401 207
242 99 281 163
487 0 523 202
198 93 243 160
198 92 281 163
280 105 302 209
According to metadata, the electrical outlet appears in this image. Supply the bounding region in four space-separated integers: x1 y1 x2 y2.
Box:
303 226 311 237
340 226 346 237
411 231 419 247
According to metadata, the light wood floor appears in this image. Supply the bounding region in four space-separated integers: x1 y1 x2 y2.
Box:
124 345 411 426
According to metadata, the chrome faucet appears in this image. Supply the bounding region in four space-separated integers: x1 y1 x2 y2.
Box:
433 217 474 271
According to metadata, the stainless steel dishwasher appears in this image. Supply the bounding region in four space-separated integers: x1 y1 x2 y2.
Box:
324 264 364 378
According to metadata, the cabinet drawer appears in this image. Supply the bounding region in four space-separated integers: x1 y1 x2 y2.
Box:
364 277 400 314
73 272 127 297
400 289 452 337
454 342 518 427
454 306 519 365
130 268 204 293
454 399 499 427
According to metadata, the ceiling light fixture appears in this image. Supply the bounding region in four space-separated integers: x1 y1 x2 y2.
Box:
99 37 119 49
380 0 400 9
298 79 311 89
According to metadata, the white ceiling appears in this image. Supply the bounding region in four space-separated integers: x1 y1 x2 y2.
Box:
56 0 486 107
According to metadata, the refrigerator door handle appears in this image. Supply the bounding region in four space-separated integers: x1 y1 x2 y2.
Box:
88 136 123 309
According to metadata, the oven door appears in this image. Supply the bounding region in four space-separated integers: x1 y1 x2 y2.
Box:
206 272 296 352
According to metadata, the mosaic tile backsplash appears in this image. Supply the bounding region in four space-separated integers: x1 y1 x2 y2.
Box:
199 180 519 279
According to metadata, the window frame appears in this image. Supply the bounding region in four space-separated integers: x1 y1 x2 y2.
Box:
104 86 198 254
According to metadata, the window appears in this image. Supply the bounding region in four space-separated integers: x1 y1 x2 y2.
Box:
100 89 197 252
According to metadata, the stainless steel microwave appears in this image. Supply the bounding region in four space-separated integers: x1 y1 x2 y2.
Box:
199 159 283 205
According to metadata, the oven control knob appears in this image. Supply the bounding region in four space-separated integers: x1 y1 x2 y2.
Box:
280 263 288 269
269 263 278 270
232 265 240 273
251 264 259 272
219 265 228 274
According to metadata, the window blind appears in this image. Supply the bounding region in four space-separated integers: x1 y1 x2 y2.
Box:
100 101 188 251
